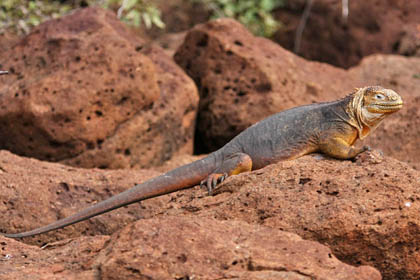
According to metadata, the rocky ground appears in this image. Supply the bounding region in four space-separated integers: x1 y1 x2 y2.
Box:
0 4 419 280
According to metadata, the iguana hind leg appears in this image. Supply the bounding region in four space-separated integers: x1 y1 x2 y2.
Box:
201 152 252 194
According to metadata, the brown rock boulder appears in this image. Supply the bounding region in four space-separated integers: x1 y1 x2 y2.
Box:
174 18 354 153
0 7 198 169
0 218 380 280
61 43 199 169
178 152 419 280
94 216 380 280
397 24 420 57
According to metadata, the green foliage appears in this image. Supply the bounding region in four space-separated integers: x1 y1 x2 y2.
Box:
0 0 73 34
0 0 164 35
0 0 284 37
195 0 285 37
103 0 165 29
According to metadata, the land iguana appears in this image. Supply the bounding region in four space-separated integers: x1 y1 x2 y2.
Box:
2 86 403 238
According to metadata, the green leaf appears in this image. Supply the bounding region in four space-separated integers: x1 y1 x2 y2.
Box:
124 9 141 26
28 1 37 11
124 0 138 10
223 2 236 16
260 0 273 11
3 0 15 10
142 12 152 28
151 13 165 28
28 15 40 26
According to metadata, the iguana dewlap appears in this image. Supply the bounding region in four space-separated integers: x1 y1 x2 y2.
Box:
3 86 403 238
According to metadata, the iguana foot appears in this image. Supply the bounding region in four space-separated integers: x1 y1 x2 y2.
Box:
200 173 228 195
200 152 252 195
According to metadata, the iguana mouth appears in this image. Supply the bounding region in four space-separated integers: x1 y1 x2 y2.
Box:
377 103 403 110
369 101 403 111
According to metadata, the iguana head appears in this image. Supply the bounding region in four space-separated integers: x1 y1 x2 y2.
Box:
361 86 403 114
349 86 403 139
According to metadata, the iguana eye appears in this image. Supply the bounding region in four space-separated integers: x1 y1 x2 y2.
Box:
374 93 385 100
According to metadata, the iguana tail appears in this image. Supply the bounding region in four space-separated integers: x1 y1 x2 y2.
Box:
3 154 219 238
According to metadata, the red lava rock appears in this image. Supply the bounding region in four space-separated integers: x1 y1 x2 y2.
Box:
397 24 420 57
183 153 419 280
0 7 198 169
61 43 199 169
0 217 380 280
93 216 380 280
0 31 20 53
274 0 420 68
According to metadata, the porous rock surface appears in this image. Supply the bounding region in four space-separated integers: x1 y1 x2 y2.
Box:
0 150 381 279
0 7 198 169
193 152 420 280
94 217 379 280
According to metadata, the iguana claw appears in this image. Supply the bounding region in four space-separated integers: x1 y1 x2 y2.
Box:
200 173 228 195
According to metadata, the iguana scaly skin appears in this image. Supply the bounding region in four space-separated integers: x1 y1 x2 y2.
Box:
3 86 403 238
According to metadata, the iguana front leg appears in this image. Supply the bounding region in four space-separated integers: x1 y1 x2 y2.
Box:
201 152 252 194
319 136 369 159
